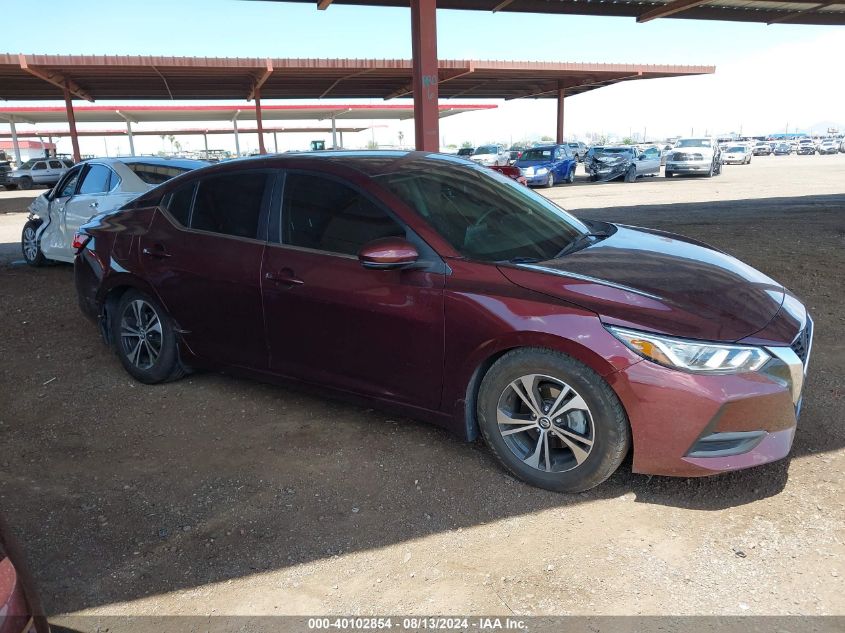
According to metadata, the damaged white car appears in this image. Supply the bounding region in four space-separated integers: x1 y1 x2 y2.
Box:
21 157 207 266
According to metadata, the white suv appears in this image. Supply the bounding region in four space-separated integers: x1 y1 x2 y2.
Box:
665 138 722 178
6 158 74 190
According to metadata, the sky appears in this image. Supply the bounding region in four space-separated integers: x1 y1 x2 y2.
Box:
2 0 844 155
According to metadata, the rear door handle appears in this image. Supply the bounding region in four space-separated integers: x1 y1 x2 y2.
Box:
142 245 171 259
264 270 304 286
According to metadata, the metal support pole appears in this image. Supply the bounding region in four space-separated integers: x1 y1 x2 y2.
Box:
556 87 565 144
273 132 278 153
203 133 209 159
9 119 21 165
126 121 136 156
340 131 344 148
232 111 241 157
410 0 439 152
64 83 82 163
255 89 266 154
331 117 337 149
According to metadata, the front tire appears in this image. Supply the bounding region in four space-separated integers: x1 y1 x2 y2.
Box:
21 219 46 267
624 165 637 183
566 167 575 184
477 348 630 493
112 290 186 384
18 176 33 190
545 173 555 188
665 170 674 178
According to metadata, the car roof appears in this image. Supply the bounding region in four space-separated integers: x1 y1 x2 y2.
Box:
80 156 209 169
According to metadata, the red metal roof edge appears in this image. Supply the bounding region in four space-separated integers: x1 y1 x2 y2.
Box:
0 53 715 75
0 104 498 114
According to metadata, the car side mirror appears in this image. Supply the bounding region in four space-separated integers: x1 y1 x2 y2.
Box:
358 237 419 270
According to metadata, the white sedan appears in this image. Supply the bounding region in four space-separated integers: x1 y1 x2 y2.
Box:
22 156 207 266
721 145 752 165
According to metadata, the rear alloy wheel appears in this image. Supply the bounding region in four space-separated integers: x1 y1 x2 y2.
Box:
18 176 33 190
21 219 46 267
545 173 555 188
624 165 637 183
112 290 185 384
477 348 630 492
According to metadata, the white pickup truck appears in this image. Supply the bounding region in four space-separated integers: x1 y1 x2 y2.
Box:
664 138 722 178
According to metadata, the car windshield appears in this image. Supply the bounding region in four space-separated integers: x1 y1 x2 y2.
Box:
457 148 473 156
473 146 497 155
675 139 711 148
727 146 745 152
372 158 588 263
594 148 631 156
16 159 39 169
567 143 579 148
126 163 194 185
520 149 554 161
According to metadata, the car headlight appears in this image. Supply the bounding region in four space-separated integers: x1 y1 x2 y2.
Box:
536 167 549 175
608 326 771 374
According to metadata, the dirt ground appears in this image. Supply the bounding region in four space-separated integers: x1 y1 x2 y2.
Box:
0 155 843 626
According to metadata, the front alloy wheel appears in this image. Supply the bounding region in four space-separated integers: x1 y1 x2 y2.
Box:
21 219 46 267
496 374 595 473
477 348 630 492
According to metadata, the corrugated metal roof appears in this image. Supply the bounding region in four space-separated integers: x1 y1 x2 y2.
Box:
0 54 714 103
265 0 845 24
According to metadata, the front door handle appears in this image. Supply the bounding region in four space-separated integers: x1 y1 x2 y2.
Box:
89 201 99 209
142 245 171 259
265 270 304 286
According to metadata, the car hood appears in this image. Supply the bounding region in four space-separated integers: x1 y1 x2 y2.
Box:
515 159 555 168
591 154 631 165
497 224 785 342
471 154 496 160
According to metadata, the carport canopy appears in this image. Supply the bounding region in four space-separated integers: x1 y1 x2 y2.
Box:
1 54 713 159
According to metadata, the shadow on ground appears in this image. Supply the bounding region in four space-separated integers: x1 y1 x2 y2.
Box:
0 192 842 615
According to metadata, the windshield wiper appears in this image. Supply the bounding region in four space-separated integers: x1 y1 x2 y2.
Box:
555 231 608 259
502 256 542 264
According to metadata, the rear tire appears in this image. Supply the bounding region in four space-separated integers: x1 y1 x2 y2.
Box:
477 348 630 493
111 290 186 384
19 176 33 190
21 219 46 267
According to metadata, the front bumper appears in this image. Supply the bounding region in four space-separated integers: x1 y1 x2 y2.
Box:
607 320 812 477
523 171 551 185
665 160 711 173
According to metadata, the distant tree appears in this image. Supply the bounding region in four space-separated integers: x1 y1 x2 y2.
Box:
540 135 554 142
461 141 473 148
398 131 405 147
621 137 634 145
367 139 379 150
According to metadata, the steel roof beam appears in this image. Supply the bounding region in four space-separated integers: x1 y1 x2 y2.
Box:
18 54 93 102
637 0 712 23
247 59 274 101
767 0 839 24
384 66 473 99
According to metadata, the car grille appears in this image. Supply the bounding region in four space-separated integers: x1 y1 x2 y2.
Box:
673 152 703 161
790 318 813 367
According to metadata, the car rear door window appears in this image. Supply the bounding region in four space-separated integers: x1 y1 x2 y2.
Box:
164 182 196 226
281 173 405 256
191 172 270 239
48 160 63 169
78 164 113 194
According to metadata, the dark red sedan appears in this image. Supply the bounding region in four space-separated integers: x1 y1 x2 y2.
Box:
74 152 812 492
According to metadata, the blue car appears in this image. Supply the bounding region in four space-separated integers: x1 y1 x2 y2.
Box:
515 144 577 187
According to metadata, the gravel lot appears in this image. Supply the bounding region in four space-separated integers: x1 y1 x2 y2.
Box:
0 154 843 626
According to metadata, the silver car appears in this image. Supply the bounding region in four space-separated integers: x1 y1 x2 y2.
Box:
22 156 207 266
5 157 73 190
